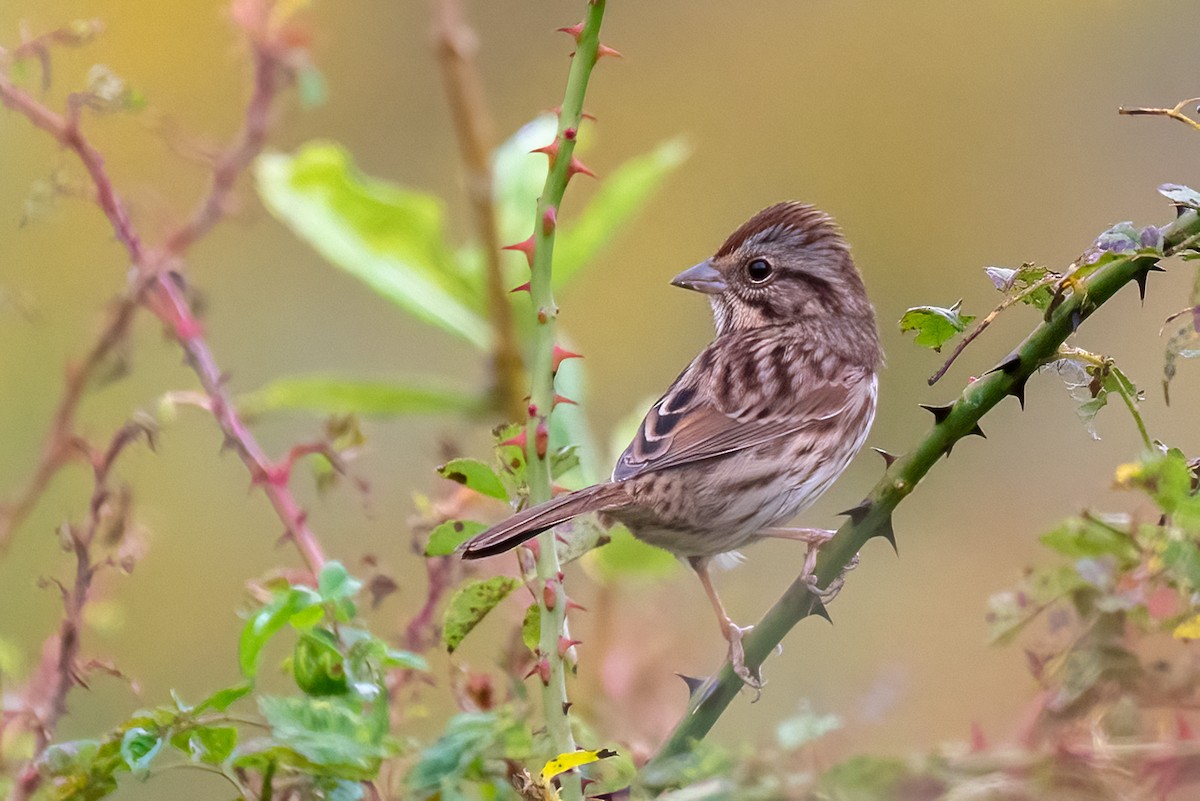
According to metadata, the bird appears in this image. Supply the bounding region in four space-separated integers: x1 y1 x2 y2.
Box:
460 201 882 688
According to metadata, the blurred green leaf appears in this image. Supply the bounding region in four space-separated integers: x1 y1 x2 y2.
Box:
554 138 690 289
256 144 489 347
898 301 974 351
318 561 362 602
258 695 392 777
239 375 486 418
1164 540 1200 588
1040 516 1139 564
1117 448 1200 527
240 586 322 679
817 755 915 801
521 603 539 654
195 683 253 714
442 577 519 653
586 525 677 582
492 115 558 249
984 263 1055 310
437 458 508 500
293 629 350 697
425 520 487 556
406 712 532 797
776 701 841 750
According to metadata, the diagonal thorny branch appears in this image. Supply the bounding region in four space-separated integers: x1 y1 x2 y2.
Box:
646 205 1200 774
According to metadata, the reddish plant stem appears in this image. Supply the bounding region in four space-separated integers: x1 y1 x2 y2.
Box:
0 24 324 574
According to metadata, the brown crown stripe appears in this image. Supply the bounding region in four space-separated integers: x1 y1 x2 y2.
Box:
714 201 844 258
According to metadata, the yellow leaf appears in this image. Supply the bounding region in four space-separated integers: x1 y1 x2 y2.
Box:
540 748 618 784
1173 614 1200 640
1113 462 1142 488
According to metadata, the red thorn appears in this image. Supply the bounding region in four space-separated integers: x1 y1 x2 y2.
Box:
500 430 527 449
552 345 583 372
537 307 551 324
510 281 531 294
580 778 596 791
524 657 551 685
1179 714 1195 741
567 157 595 180
556 570 565 582
551 484 570 497
553 394 577 407
502 235 536 268
565 597 587 613
535 421 549 459
556 21 584 41
563 127 577 141
543 579 558 610
532 140 560 165
542 206 558 235
969 722 987 753
596 44 622 59
554 532 569 543
557 636 583 658
527 403 539 417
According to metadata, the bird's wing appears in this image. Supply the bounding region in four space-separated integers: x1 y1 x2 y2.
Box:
612 340 869 482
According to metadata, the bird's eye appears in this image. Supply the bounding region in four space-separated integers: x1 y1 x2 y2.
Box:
746 258 773 283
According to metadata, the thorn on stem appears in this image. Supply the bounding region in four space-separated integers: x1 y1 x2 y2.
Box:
510 281 531 294
502 236 536 268
871 447 899 468
543 579 558 610
542 206 558 235
810 598 832 623
552 345 583 372
556 21 585 41
596 43 622 59
557 636 582 658
567 157 596 180
839 500 872 525
553 394 577 407
676 673 705 697
535 421 549 459
919 403 954 424
500 430 527 449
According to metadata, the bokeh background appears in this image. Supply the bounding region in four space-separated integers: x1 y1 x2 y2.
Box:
3 1 1200 797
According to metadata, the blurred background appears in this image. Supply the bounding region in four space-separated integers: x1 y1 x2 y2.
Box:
3 0 1200 796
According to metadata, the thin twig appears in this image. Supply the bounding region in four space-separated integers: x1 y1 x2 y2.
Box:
431 0 526 421
1119 97 1200 133
929 272 1059 385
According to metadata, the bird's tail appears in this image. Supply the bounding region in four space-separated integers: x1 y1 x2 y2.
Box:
459 482 624 559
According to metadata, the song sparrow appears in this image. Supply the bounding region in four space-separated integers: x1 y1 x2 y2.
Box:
461 201 882 687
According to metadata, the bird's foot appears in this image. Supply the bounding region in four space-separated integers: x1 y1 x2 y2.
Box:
804 553 861 603
725 622 764 697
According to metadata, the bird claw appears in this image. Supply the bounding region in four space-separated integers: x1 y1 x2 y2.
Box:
804 553 860 603
726 622 764 697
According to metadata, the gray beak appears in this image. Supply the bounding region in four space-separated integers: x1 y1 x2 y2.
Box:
670 260 726 295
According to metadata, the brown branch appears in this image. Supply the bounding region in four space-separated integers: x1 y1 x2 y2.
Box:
1119 97 1200 133
7 419 150 801
431 0 526 421
0 12 324 574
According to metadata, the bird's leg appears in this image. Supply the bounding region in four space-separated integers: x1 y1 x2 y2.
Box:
689 556 762 692
762 526 835 586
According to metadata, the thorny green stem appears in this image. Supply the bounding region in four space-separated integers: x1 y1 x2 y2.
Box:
646 207 1200 775
527 3 607 798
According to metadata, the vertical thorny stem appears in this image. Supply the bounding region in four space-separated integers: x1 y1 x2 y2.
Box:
525 2 607 797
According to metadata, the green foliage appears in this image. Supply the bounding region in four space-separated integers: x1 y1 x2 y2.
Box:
405 711 533 800
238 375 486 418
437 458 508 500
898 300 974 351
984 263 1055 309
425 519 488 556
442 576 520 653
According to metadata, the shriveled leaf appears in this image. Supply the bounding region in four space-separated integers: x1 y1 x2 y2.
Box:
442 577 519 653
554 138 690 289
1054 356 1143 441
425 520 487 557
239 375 485 418
437 458 508 500
898 301 974 351
983 263 1055 310
1159 183 1200 210
256 145 489 347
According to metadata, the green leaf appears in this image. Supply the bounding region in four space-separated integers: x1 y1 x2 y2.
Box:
120 727 163 778
239 586 322 679
521 603 540 654
425 520 487 556
553 138 690 289
437 458 508 500
406 712 532 795
1164 540 1200 588
195 683 253 713
776 701 842 750
239 375 486 418
898 300 975 351
587 525 677 582
318 561 363 601
442 577 519 653
1040 516 1138 564
256 144 489 347
983 263 1055 310
171 726 238 765
258 695 392 777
